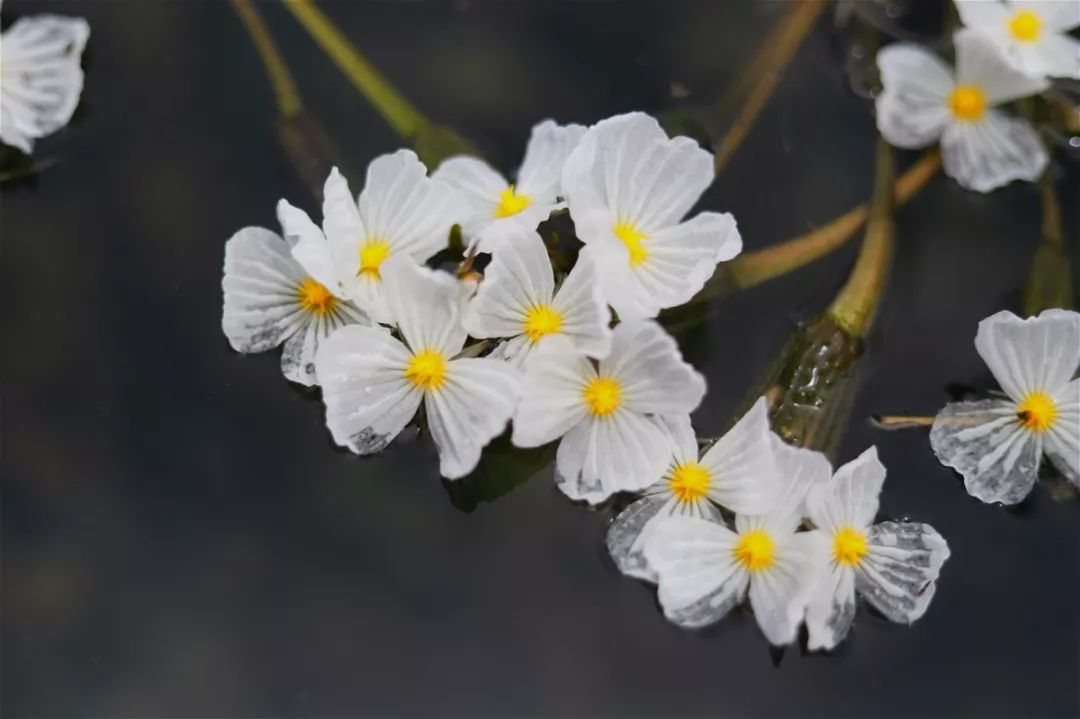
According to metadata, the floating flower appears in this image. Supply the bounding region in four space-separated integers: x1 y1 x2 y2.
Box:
463 226 611 365
642 436 828 643
930 309 1080 504
0 2 89 154
876 30 1049 193
606 397 781 582
432 119 585 254
222 226 370 386
803 447 951 651
560 112 742 320
314 258 521 479
955 0 1080 80
277 151 463 324
512 320 706 504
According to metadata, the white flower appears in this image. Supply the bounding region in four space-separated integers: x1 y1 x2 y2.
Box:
432 119 586 254
955 0 1080 79
511 320 706 504
803 447 951 652
463 226 611 366
0 2 89 154
222 227 370 386
642 436 828 644
606 397 781 582
559 112 742 320
277 151 463 324
930 309 1080 504
314 258 521 479
875 30 1049 193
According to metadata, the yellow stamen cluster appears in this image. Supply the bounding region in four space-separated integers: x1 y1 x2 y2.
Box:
1017 391 1057 432
832 526 869 566
1008 10 1041 42
733 529 775 572
947 85 987 122
404 349 448 392
582 377 621 417
522 304 563 343
358 238 391 279
613 221 649 266
296 277 338 315
494 185 532 218
668 462 712 502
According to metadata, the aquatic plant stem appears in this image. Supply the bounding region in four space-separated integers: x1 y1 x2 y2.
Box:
827 137 896 338
1023 172 1074 314
281 0 425 138
712 0 827 174
230 0 303 119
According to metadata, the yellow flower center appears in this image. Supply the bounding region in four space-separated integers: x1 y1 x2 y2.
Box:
832 526 869 566
522 304 563 343
403 349 448 392
733 529 775 572
358 238 391 279
296 277 338 315
1008 10 1041 42
1017 391 1057 432
947 85 987 122
582 376 621 417
668 462 711 502
494 184 532 218
613 221 649 266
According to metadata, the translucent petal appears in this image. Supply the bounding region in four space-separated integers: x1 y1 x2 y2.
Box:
749 531 821 646
875 43 953 148
1046 378 1080 488
941 109 1047 193
856 521 950 624
511 335 593 448
515 119 587 202
805 446 886 533
606 495 722 583
463 227 554 340
698 397 782 515
276 199 341 295
805 542 858 651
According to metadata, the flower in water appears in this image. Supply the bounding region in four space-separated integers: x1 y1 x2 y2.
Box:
277 151 463 324
606 397 781 582
642 436 827 644
432 119 586 254
955 0 1079 80
803 447 950 651
222 227 370 386
314 258 521 479
875 30 1049 193
512 320 706 504
560 112 742 320
0 4 89 154
463 226 611 366
929 309 1080 504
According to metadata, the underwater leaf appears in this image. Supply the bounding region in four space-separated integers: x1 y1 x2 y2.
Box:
441 432 555 513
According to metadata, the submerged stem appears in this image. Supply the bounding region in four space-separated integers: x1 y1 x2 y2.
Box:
1023 173 1074 314
231 0 303 118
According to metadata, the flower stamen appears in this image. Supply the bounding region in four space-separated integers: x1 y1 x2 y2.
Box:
947 85 987 122
296 277 337 315
1008 10 1041 42
668 462 711 502
582 376 621 417
613 221 649 266
494 185 532 218
1017 391 1057 432
733 529 775 572
833 526 869 566
404 349 448 392
358 238 391 279
522 304 563 343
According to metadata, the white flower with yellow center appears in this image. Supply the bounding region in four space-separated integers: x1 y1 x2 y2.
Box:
642 436 827 644
313 258 521 479
431 120 586 254
803 447 951 652
0 0 89 154
606 397 781 582
463 226 611 366
222 227 370 386
511 320 706 504
930 309 1080 504
559 112 742 320
955 0 1079 80
876 30 1049 193
277 151 463 324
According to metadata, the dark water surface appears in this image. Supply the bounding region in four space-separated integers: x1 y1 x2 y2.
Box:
3 1 1079 716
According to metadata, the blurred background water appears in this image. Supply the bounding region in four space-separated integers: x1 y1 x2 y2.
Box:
2 1 1078 716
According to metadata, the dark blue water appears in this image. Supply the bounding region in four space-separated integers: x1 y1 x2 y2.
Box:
3 1 1078 716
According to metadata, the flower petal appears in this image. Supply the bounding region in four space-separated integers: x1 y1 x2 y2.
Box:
856 521 950 624
954 29 1049 104
653 413 698 466
550 250 613 359
221 227 307 354
511 336 592 447
601 320 706 416
806 446 886 533
1046 378 1080 487
313 324 420 454
607 495 716 583
380 258 468 357
643 515 749 629
698 397 782 515
425 357 522 479
321 166 366 273
955 0 1011 29
1017 0 1080 31
463 227 554 340
929 399 1040 505
749 531 821 646
276 199 342 296
516 119 587 201
1018 31 1080 80
941 108 1047 193
875 43 953 149
974 309 1080 401
280 304 370 387
804 543 858 651
738 434 832 537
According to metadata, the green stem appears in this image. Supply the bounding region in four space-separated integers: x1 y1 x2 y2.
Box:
231 0 303 118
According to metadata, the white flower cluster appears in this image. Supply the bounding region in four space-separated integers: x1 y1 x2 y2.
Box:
222 112 740 482
0 0 89 154
607 398 951 648
875 0 1078 193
